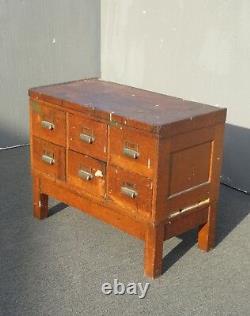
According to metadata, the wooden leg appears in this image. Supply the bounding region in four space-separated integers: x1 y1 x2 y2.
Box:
144 224 164 278
33 176 48 219
198 202 217 251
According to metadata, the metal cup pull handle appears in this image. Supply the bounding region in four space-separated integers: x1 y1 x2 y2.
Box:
121 186 138 199
80 133 95 144
41 154 55 165
123 147 139 159
78 169 93 181
41 120 55 130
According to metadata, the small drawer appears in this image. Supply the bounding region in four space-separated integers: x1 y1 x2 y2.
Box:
32 137 65 180
109 126 157 178
107 166 153 216
67 150 106 197
68 113 107 161
30 100 66 146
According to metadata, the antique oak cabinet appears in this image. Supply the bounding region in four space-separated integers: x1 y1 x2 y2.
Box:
29 79 226 278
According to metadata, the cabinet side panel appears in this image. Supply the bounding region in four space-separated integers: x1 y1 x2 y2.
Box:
154 124 225 222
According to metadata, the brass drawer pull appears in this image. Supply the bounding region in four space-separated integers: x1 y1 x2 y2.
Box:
78 169 93 181
80 133 95 144
123 147 139 159
41 154 55 165
121 186 138 199
41 120 55 130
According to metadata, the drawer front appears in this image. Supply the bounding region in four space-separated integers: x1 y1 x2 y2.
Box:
68 113 107 161
31 100 66 146
67 150 106 197
107 166 152 216
32 137 65 180
109 126 157 178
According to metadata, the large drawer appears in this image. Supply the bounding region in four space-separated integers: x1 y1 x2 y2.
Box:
31 100 66 146
107 165 153 216
67 150 106 197
32 137 65 180
109 125 157 178
68 113 107 161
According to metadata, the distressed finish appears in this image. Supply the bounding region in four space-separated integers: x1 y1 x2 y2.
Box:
29 79 226 278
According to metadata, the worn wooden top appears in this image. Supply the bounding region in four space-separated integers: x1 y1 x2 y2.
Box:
29 79 226 136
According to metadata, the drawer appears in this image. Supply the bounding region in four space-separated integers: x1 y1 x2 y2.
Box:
68 113 107 161
32 137 65 180
31 100 66 146
67 150 106 197
107 166 153 216
109 126 157 178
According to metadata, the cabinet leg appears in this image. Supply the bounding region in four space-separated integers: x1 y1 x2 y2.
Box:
198 202 217 251
33 176 48 219
144 224 164 278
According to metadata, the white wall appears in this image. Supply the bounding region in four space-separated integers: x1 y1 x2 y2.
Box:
0 0 100 147
101 0 250 189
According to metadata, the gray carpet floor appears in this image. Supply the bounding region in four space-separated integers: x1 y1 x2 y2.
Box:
0 147 249 315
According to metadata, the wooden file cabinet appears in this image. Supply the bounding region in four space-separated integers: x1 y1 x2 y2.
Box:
29 79 226 278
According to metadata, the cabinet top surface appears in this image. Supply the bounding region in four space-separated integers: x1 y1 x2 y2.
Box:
29 79 226 133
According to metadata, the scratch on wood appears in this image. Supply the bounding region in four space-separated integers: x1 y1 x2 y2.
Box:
110 111 114 121
169 198 210 219
147 159 151 169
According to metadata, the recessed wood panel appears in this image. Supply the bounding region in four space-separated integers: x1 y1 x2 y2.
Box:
169 142 212 196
